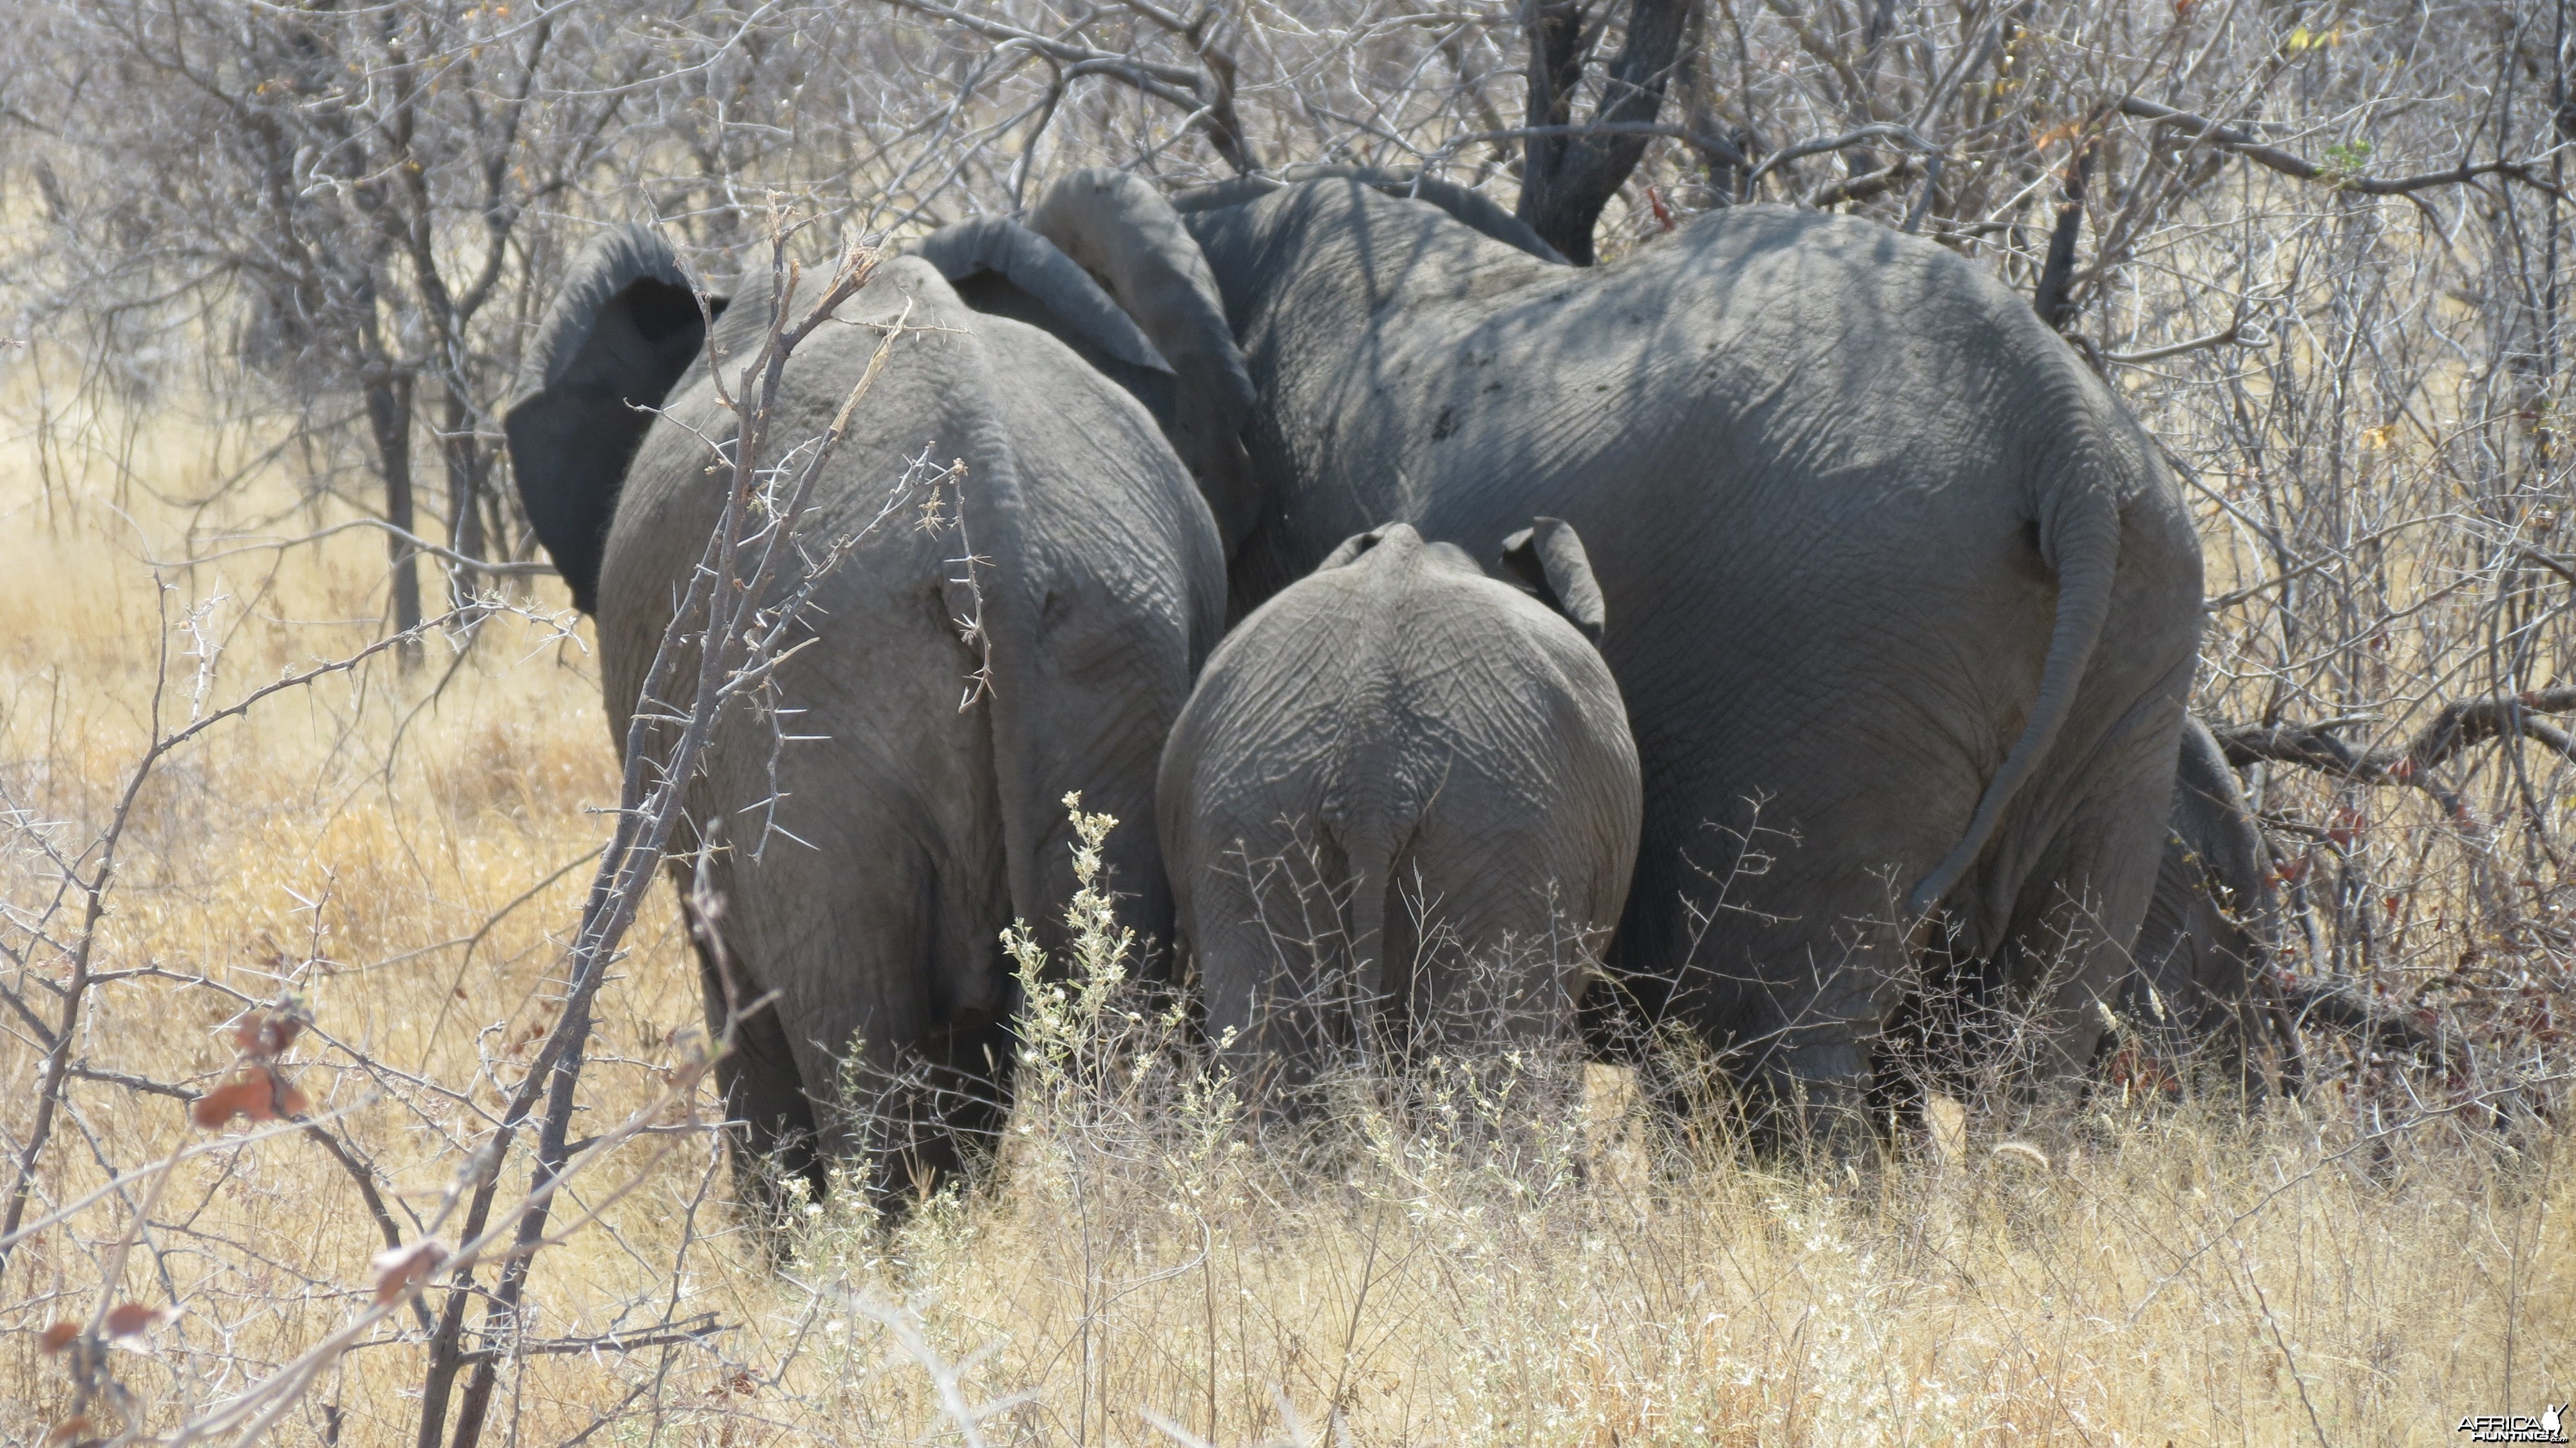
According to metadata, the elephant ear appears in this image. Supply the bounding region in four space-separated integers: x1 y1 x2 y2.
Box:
1499 517 1607 645
1317 527 1390 571
913 217 1171 375
504 224 723 614
1027 169 1262 558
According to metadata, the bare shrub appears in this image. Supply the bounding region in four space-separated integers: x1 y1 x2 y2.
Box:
4 0 2576 1440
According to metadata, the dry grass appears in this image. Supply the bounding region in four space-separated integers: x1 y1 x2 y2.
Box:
1 368 2569 1446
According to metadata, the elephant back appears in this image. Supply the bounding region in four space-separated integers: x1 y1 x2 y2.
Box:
600 252 1220 966
1164 524 1638 929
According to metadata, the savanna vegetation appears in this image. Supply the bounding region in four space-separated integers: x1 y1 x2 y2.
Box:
0 0 2570 1442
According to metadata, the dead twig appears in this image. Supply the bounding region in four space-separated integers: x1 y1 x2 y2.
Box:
2118 96 2562 198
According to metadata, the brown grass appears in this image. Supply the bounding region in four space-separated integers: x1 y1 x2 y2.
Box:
0 365 2568 1446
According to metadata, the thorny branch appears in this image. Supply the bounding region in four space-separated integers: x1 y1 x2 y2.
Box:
421 222 916 1448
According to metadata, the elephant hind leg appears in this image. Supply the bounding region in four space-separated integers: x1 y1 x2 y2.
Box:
851 1010 1018 1203
1868 909 2000 1132
685 893 826 1229
1710 923 1910 1157
1977 783 2176 1123
804 836 1020 1212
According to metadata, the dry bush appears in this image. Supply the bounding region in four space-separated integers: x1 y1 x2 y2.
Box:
4 0 2576 1442
0 435 2563 1440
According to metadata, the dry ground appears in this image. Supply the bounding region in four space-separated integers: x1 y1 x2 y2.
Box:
0 373 2568 1445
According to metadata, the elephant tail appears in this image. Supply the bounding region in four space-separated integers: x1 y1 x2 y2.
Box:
1905 456 2126 923
1342 821 1405 1062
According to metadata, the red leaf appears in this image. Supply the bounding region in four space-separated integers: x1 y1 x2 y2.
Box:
190 1067 305 1129
370 1239 451 1304
37 1322 77 1354
191 1075 267 1129
2104 1042 2181 1095
1646 185 1675 232
231 1009 305 1060
102 1301 173 1340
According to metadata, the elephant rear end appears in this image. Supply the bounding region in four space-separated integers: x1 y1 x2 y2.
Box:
1159 522 1640 1105
513 236 1222 1208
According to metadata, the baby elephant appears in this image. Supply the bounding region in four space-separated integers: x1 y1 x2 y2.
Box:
1159 519 1642 1098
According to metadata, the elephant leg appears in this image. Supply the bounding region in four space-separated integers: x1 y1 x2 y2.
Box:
1868 908 1994 1133
1190 830 1355 1116
1403 864 1607 1156
1739 943 1905 1151
1616 774 1950 1152
1671 857 1917 1153
855 819 1016 1205
723 819 1015 1212
682 888 825 1223
844 1008 1016 1201
1402 861 1594 1054
2123 835 2254 1096
1981 741 2179 1126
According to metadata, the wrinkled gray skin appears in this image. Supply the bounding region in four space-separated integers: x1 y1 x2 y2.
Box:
2119 715 2284 1093
1160 519 1642 1101
506 225 1223 1204
1030 170 2205 1125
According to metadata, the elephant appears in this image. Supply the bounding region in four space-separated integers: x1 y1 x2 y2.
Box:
1157 517 1641 1103
2116 714 2288 1095
1025 167 2206 1130
505 220 1224 1205
2110 716 2481 1105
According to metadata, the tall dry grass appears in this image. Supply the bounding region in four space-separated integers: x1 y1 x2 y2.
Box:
0 358 2568 1444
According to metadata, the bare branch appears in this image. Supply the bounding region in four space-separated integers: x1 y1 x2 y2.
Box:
2118 96 2562 197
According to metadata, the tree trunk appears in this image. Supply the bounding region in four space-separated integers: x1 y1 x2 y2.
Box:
1517 0 1696 265
440 385 490 614
366 370 424 671
1672 1 1745 208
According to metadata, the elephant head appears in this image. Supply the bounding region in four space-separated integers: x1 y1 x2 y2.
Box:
911 215 1179 429
1026 166 1567 567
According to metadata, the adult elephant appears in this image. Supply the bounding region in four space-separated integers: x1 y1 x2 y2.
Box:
1028 168 2204 1127
506 222 1224 1204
